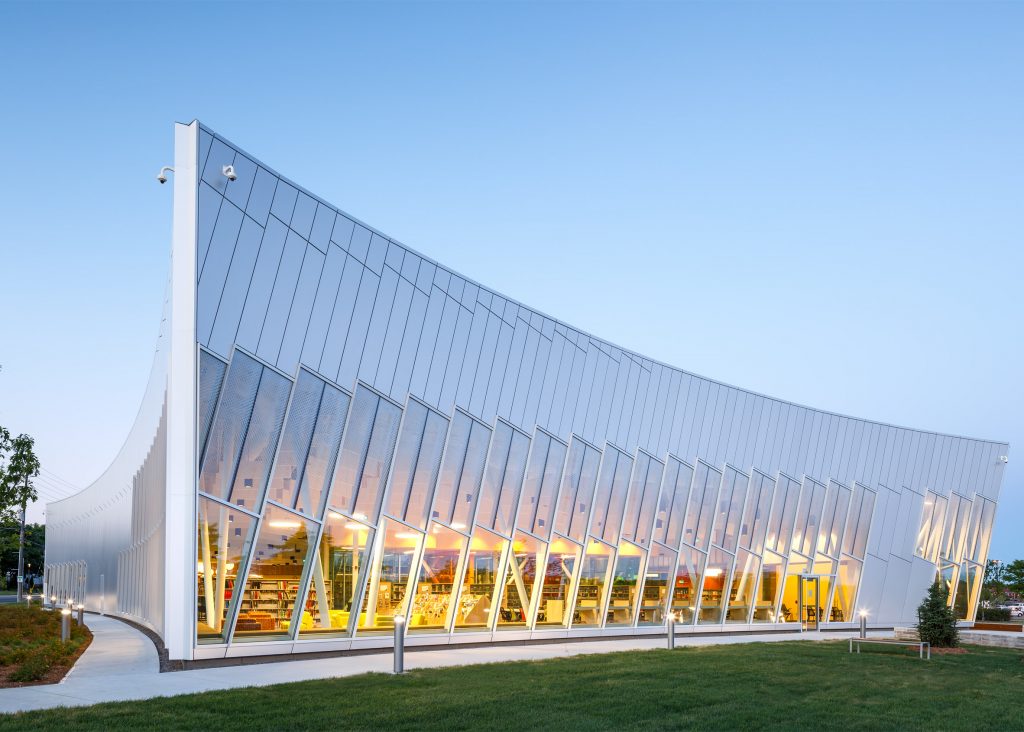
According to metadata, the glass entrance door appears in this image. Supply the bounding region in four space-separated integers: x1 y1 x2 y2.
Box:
797 575 820 631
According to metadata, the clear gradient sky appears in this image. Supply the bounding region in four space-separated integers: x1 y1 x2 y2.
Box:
0 2 1020 558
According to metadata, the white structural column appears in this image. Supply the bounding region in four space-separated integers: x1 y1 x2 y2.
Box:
164 120 199 661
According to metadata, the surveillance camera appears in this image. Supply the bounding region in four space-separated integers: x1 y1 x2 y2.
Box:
999 455 1009 464
156 166 174 185
157 174 167 184
223 164 237 181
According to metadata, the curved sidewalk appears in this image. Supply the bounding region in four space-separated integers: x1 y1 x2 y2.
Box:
0 615 868 714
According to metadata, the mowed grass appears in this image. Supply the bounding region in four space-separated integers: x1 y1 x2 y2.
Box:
5 640 1023 731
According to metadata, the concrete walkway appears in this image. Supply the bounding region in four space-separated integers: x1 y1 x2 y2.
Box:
0 615 873 714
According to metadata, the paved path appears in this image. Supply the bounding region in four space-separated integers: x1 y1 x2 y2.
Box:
0 614 875 714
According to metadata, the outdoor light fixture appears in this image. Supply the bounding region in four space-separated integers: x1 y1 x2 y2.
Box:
222 164 237 181
999 455 1009 463
156 165 174 184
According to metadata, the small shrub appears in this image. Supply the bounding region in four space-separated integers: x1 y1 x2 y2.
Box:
9 656 49 683
916 580 959 648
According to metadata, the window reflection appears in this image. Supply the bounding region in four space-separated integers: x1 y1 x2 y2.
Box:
298 512 372 637
453 527 506 631
607 542 644 626
753 551 785 622
536 537 581 626
698 547 732 624
672 546 705 624
574 539 613 626
831 556 861 624
726 549 759 623
233 504 317 641
197 497 256 643
496 532 543 628
408 523 464 633
638 543 674 625
357 519 423 634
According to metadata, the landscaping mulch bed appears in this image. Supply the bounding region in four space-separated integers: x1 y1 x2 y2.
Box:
0 604 92 688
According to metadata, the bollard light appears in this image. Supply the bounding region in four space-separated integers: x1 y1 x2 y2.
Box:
393 615 406 675
61 607 72 643
76 603 85 626
50 594 57 609
667 612 676 650
859 609 868 639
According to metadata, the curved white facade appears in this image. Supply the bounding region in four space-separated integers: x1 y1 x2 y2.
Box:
46 122 1008 663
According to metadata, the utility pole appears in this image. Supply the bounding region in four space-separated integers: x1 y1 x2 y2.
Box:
17 487 27 602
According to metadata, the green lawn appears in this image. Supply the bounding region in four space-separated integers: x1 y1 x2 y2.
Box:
4 640 1023 730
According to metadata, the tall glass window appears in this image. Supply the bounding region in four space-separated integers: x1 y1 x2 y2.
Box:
432 411 491 529
478 421 530 536
831 555 861 623
385 400 449 529
329 387 402 524
574 539 614 626
232 504 317 641
698 546 733 624
496 532 543 629
683 461 722 551
740 470 775 555
591 447 634 545
843 483 876 560
357 519 423 634
453 527 506 631
408 523 464 632
655 457 693 549
638 543 674 625
764 473 801 556
295 384 350 517
621 452 665 547
517 431 567 540
726 549 760 623
554 439 601 543
197 497 257 643
199 351 262 501
672 545 705 624
753 551 785 622
607 542 644 626
228 369 292 510
711 466 748 553
298 512 372 637
536 537 581 627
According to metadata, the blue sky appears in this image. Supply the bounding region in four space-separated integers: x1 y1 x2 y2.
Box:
0 1 1020 558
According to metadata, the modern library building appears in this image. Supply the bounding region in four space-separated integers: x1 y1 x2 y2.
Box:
44 122 1008 664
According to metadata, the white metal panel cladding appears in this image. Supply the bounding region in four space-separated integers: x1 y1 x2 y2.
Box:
46 122 1009 658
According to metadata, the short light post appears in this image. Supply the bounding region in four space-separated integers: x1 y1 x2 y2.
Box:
61 607 72 643
50 594 57 610
393 615 406 675
77 603 85 626
859 609 868 639
666 612 676 650
25 593 32 608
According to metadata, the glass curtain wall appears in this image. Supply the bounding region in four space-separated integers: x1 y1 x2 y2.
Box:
453 527 507 631
607 542 644 626
233 504 318 640
298 511 373 637
536 536 582 626
408 522 465 632
197 497 257 643
672 545 706 623
638 543 674 625
574 539 614 626
496 532 543 628
357 519 423 634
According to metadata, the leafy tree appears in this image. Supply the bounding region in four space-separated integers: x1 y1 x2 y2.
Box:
980 559 1008 608
0 433 41 600
916 580 959 647
1002 559 1024 596
1 522 44 587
